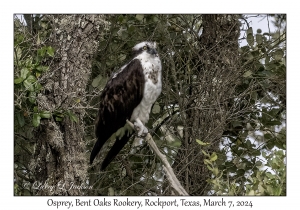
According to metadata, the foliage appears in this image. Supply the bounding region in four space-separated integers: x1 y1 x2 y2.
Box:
202 142 286 196
14 16 78 195
14 20 53 126
14 16 80 130
14 14 286 196
203 14 286 196
88 14 286 196
14 16 55 195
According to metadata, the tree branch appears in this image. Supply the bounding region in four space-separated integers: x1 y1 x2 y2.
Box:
126 120 189 195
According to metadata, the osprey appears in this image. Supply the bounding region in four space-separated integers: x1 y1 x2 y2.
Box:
90 41 162 170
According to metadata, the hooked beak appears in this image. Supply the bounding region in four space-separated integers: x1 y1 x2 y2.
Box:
149 48 158 56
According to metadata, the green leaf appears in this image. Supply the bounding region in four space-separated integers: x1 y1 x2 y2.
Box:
252 150 261 156
119 54 126 62
243 70 252 78
206 165 213 171
26 75 37 83
168 139 182 148
204 159 212 166
23 75 37 91
28 91 36 104
246 140 252 147
14 77 24 84
14 47 22 60
232 121 242 128
41 21 47 28
23 79 34 91
265 63 277 71
34 82 43 91
36 65 49 72
40 111 51 119
237 162 246 169
264 133 273 140
16 112 25 127
46 46 55 57
135 14 144 22
92 75 108 89
55 116 63 122
35 72 41 78
37 47 46 58
251 50 259 57
152 102 161 114
274 49 284 61
210 152 218 162
227 165 238 173
128 25 136 33
248 190 255 196
67 111 78 123
74 98 81 103
21 68 29 79
201 149 209 157
250 91 257 101
247 34 254 46
255 161 262 167
235 149 243 156
33 106 38 113
237 169 245 176
240 45 250 52
246 27 253 36
92 75 102 87
256 34 263 44
32 113 41 127
118 15 124 23
262 151 267 158
121 31 129 40
212 167 219 176
245 52 254 61
153 16 159 22
196 139 210 146
128 155 143 164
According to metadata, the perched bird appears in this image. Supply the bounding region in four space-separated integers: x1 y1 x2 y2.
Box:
90 41 162 170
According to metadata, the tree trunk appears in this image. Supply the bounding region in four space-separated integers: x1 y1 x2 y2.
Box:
174 14 241 195
29 15 106 195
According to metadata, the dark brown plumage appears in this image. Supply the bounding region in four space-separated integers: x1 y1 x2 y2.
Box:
90 41 162 170
90 59 145 170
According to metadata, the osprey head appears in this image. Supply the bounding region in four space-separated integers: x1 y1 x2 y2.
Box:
132 41 158 57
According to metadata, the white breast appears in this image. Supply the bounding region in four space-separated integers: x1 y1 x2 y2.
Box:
131 52 162 124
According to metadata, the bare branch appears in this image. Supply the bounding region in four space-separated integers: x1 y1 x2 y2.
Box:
126 120 189 195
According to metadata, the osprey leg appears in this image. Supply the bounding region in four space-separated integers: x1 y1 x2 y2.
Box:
134 118 148 137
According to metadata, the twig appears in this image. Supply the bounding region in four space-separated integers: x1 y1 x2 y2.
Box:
126 120 189 195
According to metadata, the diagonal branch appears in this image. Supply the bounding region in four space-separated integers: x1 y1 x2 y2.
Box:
126 120 189 195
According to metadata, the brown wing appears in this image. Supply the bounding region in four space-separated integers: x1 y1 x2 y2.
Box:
90 59 145 168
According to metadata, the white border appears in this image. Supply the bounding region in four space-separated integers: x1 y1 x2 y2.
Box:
2 1 297 209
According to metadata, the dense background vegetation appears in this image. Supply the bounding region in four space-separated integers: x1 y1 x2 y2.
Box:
14 14 286 196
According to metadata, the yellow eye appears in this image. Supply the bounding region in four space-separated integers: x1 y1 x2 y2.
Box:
143 46 147 50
